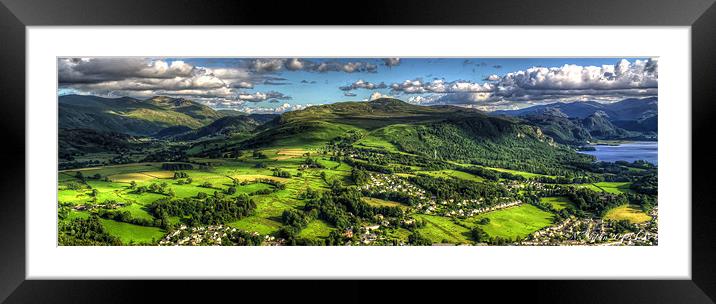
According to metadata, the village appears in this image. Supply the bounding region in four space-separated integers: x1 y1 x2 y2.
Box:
518 207 658 246
159 224 263 246
360 172 523 218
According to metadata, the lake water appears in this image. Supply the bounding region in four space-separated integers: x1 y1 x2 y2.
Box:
579 141 658 165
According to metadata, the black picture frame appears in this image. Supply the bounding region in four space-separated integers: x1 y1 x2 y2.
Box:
1 0 715 302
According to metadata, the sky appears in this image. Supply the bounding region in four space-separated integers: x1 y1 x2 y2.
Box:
58 57 658 113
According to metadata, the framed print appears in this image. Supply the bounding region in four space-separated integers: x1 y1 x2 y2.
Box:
2 0 716 303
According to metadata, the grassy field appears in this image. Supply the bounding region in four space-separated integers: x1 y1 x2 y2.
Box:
593 182 632 194
99 218 165 244
415 169 485 183
576 182 633 194
604 204 652 224
413 214 471 244
58 141 647 246
484 166 552 179
57 159 563 245
363 197 408 209
470 204 554 240
540 197 573 211
298 219 334 239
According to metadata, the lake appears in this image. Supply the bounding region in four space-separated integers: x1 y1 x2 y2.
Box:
579 141 657 165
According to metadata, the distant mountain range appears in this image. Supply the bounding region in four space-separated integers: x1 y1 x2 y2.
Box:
59 95 224 136
491 97 657 145
155 114 278 140
58 95 657 167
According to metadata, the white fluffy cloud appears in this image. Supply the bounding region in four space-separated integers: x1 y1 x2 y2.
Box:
390 79 494 94
237 91 292 102
383 58 400 67
58 57 295 105
368 92 394 101
396 58 658 110
484 74 501 81
248 58 378 73
235 103 313 114
339 79 388 91
58 58 196 83
497 58 658 93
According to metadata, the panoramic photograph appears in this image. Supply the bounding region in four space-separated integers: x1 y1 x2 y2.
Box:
57 57 658 246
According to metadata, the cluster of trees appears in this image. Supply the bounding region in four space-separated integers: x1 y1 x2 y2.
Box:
564 188 628 216
387 120 592 176
407 231 432 245
343 158 394 174
225 186 237 195
173 172 189 179
59 159 104 171
96 209 169 228
175 177 193 185
276 209 318 245
62 181 87 191
539 184 657 217
252 150 268 159
199 182 214 188
302 158 325 169
346 147 446 171
457 166 595 184
253 178 286 190
630 174 658 195
271 168 291 178
133 182 174 196
328 130 365 149
143 149 189 163
223 229 263 246
611 219 638 234
58 216 122 246
161 163 193 171
148 194 256 226
351 168 370 185
456 166 522 182
249 188 274 196
303 184 404 231
409 174 510 202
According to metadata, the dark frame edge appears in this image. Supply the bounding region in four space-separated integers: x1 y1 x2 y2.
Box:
692 0 716 301
0 1 26 303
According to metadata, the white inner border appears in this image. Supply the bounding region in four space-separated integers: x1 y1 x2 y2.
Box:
27 27 691 279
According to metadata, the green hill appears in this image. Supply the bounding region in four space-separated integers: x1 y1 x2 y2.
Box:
59 128 141 155
176 115 273 141
144 96 223 123
59 95 223 136
239 98 593 174
272 98 484 130
519 110 592 145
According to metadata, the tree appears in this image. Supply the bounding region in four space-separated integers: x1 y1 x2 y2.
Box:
408 231 432 246
470 227 485 242
226 186 237 195
129 181 137 189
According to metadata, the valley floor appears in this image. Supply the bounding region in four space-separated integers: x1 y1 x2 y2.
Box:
57 145 658 246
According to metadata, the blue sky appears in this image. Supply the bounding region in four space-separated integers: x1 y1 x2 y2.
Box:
58 57 658 112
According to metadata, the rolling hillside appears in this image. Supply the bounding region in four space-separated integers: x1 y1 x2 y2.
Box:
59 95 224 136
493 97 658 143
237 98 593 174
